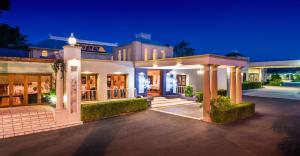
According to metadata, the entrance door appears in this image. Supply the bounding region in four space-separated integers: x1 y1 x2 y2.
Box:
176 75 187 94
81 74 97 101
107 74 127 99
147 70 162 97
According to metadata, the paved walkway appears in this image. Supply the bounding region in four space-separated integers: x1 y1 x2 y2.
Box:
243 86 300 100
1 96 299 156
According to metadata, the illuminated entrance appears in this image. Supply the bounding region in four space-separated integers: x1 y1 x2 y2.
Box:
147 70 162 97
0 74 52 107
107 74 128 99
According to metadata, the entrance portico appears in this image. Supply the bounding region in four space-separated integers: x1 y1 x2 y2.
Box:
135 54 248 121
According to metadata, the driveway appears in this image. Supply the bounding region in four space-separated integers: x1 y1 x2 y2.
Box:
1 96 300 156
243 86 300 100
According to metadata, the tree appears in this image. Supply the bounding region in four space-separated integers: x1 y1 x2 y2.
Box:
174 40 195 57
0 0 10 17
0 24 29 49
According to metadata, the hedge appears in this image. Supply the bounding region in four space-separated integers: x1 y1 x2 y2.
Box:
242 81 262 90
210 101 255 123
195 90 228 102
81 98 148 122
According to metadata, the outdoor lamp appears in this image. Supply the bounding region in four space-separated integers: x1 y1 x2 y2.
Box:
68 33 77 46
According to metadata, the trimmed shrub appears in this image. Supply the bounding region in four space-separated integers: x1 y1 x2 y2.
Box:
210 97 255 123
195 91 203 102
81 98 148 122
195 90 228 102
268 79 282 86
184 85 194 97
242 81 262 90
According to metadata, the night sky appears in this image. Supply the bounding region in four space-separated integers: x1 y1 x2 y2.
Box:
2 0 300 61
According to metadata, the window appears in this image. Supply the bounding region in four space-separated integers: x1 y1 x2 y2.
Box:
123 49 127 61
144 48 148 61
118 50 122 61
161 50 166 59
41 50 48 57
153 49 157 60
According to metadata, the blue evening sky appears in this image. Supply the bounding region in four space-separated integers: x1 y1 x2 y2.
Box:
2 0 300 61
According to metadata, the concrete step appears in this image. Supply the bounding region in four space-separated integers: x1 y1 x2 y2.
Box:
152 99 188 105
151 100 195 108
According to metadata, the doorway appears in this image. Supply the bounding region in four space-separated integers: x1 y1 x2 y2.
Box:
107 74 127 99
147 70 162 97
81 74 97 101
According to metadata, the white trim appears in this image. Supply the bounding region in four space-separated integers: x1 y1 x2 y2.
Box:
150 108 202 120
49 35 118 47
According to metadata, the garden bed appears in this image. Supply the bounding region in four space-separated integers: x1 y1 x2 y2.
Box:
81 98 148 122
210 96 255 123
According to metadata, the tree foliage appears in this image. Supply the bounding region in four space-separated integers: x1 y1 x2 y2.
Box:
0 23 29 49
174 40 195 57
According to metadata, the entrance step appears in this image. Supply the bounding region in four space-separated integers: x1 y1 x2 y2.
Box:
0 105 82 139
151 97 197 108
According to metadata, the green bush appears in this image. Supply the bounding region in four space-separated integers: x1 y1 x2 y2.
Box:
210 97 255 123
242 81 262 90
268 79 282 86
195 90 228 102
81 98 148 122
184 85 194 97
195 91 203 102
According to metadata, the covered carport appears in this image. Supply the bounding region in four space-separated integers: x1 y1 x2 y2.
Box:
135 54 248 122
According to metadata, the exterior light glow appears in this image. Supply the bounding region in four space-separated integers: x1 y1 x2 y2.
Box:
170 70 176 74
114 72 122 74
176 62 182 67
68 33 77 46
139 72 144 76
197 69 204 74
153 64 158 68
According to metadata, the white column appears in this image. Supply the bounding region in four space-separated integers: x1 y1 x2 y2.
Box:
203 64 211 122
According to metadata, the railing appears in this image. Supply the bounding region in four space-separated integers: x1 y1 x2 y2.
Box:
82 90 97 101
107 88 136 99
176 86 186 94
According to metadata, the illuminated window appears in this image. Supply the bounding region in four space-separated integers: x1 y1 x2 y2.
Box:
118 50 122 61
144 48 148 61
153 49 157 60
41 50 48 57
123 49 127 61
161 50 166 59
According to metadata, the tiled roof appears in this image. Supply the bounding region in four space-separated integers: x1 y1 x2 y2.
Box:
0 48 29 58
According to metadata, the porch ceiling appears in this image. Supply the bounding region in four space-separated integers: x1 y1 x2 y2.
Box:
135 54 248 69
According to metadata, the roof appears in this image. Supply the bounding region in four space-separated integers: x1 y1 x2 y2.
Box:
225 51 246 57
0 48 29 58
134 37 170 47
250 60 300 68
31 35 117 53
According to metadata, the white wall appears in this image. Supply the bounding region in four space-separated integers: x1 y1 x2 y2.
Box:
174 68 228 91
81 60 135 101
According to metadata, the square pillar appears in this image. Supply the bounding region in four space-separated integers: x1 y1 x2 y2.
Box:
236 67 242 103
230 67 236 104
203 64 211 122
211 65 218 99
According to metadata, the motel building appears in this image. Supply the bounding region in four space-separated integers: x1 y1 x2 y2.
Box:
0 33 249 138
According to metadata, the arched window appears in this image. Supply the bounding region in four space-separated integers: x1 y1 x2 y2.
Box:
153 49 157 60
161 50 166 59
123 49 127 61
41 50 48 57
118 50 122 61
144 48 148 61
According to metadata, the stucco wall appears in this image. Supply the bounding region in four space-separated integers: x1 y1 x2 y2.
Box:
174 68 227 91
81 60 135 100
